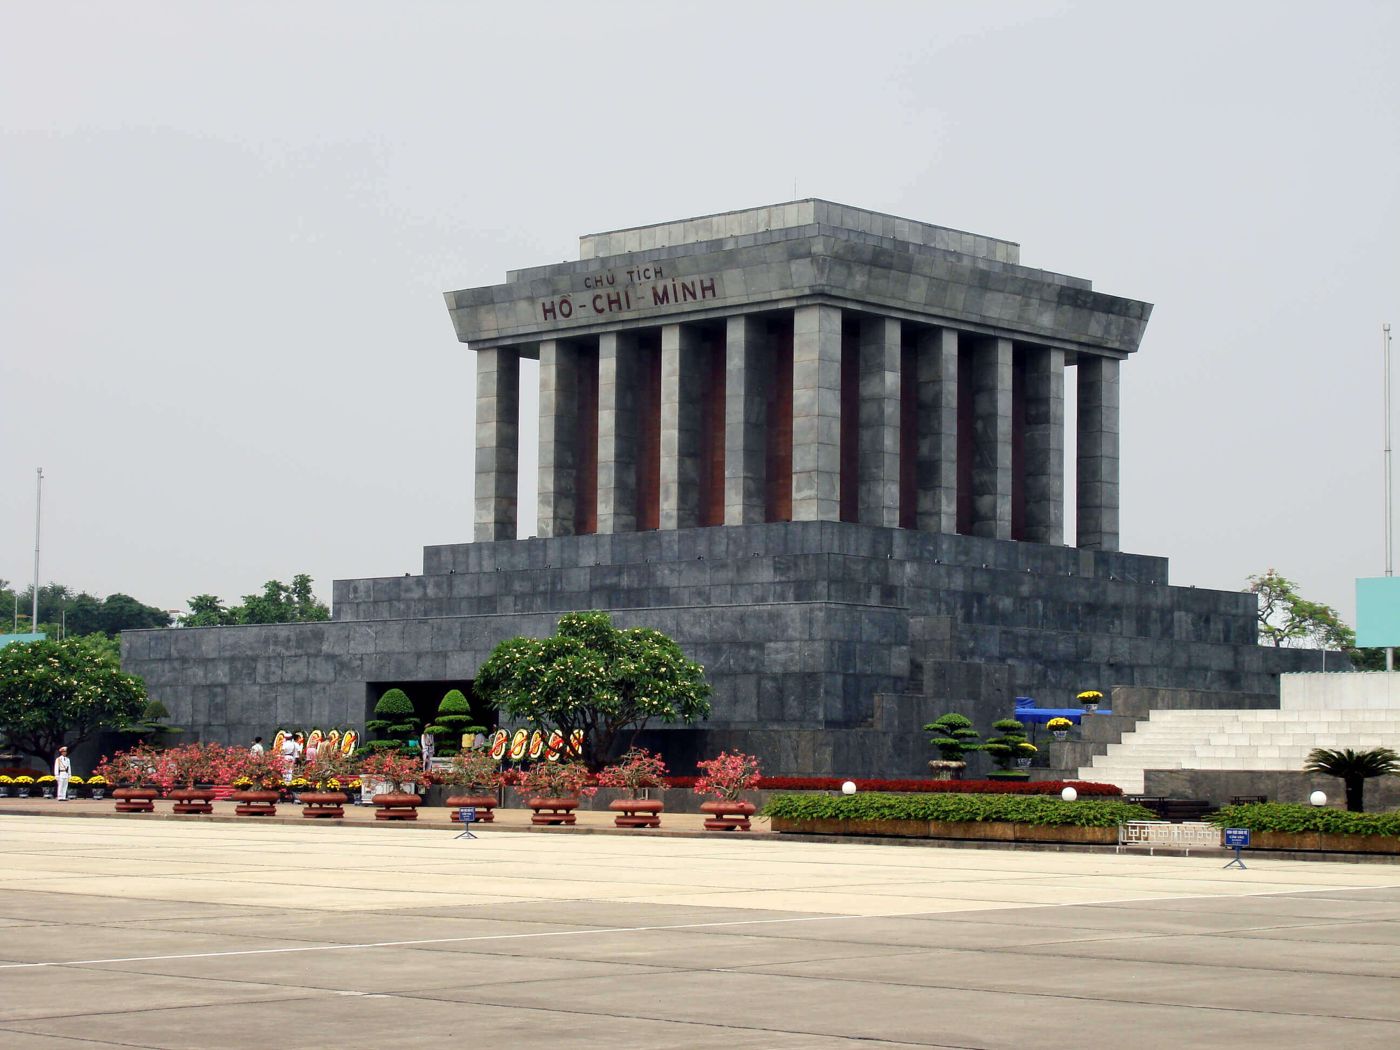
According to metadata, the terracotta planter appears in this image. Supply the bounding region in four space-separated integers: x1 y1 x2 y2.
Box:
230 789 279 816
700 799 755 831
372 791 421 821
171 787 216 814
609 798 663 828
113 787 158 813
300 791 347 818
528 796 578 825
445 794 497 823
1250 830 1400 855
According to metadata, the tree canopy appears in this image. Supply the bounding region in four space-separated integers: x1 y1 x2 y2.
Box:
0 637 148 763
1247 570 1354 650
179 574 330 626
0 582 170 637
473 611 711 769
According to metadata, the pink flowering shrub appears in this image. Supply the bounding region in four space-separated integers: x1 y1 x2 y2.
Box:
515 760 597 801
596 748 669 797
693 750 762 801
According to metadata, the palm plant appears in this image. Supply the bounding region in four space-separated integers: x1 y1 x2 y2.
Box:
1303 747 1400 813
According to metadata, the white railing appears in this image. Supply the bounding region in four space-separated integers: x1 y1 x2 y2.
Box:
1117 821 1222 854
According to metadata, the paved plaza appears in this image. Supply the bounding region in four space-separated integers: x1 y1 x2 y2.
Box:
1 814 1398 1048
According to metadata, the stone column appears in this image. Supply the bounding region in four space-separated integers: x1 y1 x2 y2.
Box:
725 315 767 525
791 304 842 521
660 323 703 530
1023 346 1065 545
537 339 578 537
597 331 637 534
1077 355 1120 551
971 336 1013 539
858 317 901 527
915 328 958 533
474 347 519 542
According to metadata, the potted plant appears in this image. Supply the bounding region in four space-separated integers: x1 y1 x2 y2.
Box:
430 688 487 758
229 750 288 816
94 746 162 812
1015 742 1037 768
597 748 668 828
983 719 1032 779
1076 690 1103 714
37 774 56 798
1047 717 1073 741
66 774 85 799
516 760 596 825
440 749 505 823
0 775 12 797
13 774 35 798
300 749 357 818
923 713 981 780
165 743 239 813
358 751 424 820
693 750 762 830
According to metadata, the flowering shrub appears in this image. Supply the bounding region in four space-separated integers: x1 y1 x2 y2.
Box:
37 775 55 784
303 748 357 790
161 743 246 788
357 750 423 787
14 775 34 785
68 775 85 785
596 748 669 797
440 750 505 793
1076 690 1103 705
515 760 596 800
693 751 762 801
1046 717 1073 732
93 744 169 788
86 774 105 786
231 750 291 791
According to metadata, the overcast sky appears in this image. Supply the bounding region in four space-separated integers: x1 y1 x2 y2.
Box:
2 2 1397 628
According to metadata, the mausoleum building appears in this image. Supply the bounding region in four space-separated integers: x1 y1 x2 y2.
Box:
123 202 1316 778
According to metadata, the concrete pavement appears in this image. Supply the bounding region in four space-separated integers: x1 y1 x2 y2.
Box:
2 813 1399 1048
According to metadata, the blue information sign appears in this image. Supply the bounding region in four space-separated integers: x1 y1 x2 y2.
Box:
1222 827 1249 868
454 806 478 839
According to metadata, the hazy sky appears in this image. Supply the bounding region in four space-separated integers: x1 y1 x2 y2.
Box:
2 2 1396 627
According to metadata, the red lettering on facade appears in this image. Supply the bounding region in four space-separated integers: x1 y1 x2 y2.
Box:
541 300 557 321
699 277 716 299
652 285 670 306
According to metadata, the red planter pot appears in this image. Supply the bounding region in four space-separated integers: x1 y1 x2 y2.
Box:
700 800 756 831
113 787 158 813
373 791 421 821
171 788 216 815
609 798 663 828
230 789 280 816
445 794 497 823
301 791 347 818
528 797 578 825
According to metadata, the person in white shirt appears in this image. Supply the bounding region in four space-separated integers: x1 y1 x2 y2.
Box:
54 747 71 801
280 734 298 782
250 737 265 755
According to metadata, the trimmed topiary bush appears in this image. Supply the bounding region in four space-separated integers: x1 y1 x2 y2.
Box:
923 713 981 762
366 688 419 744
430 689 487 756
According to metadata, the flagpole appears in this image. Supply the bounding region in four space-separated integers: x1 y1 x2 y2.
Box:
32 467 43 634
1386 325 1393 671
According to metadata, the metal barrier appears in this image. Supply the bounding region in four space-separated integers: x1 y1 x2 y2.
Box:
1117 821 1223 855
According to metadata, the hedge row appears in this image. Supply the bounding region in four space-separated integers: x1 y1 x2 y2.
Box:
1210 803 1400 837
663 776 1120 796
761 792 1156 828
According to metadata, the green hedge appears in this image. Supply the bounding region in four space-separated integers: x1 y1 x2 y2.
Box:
761 792 1155 828
1210 803 1400 837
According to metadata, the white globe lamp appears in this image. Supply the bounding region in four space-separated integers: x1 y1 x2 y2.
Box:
1060 786 1078 802
841 780 857 796
1309 790 1327 807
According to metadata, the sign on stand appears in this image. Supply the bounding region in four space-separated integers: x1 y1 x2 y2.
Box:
1223 827 1250 869
454 806 478 840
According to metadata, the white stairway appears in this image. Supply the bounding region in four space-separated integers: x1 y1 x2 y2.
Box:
1078 707 1400 794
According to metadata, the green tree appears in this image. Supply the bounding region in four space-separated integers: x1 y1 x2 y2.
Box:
0 637 148 763
180 594 238 627
364 688 418 752
1303 747 1400 813
178 574 330 627
474 611 711 769
982 718 1032 774
1247 570 1354 649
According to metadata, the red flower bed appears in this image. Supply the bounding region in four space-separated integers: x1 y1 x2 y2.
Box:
662 775 1119 796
